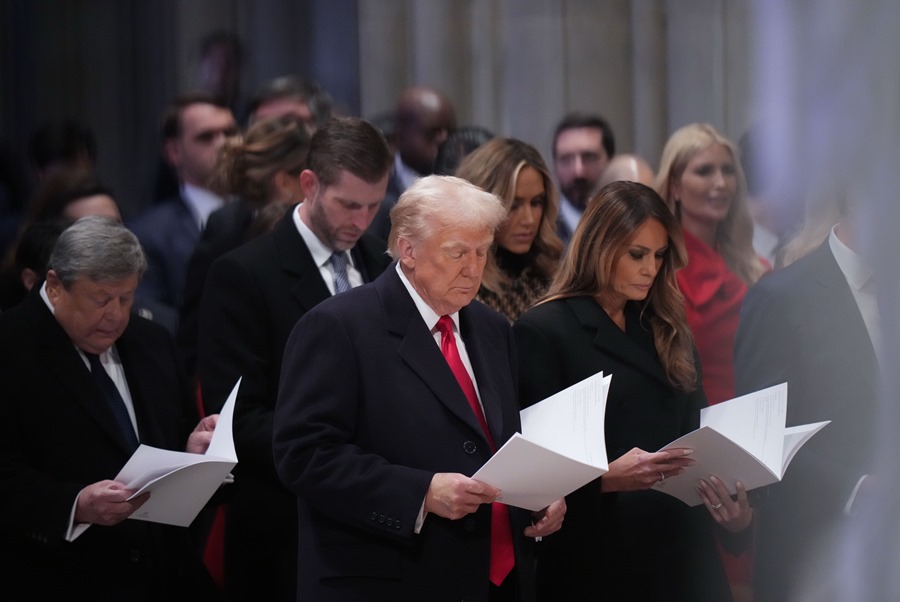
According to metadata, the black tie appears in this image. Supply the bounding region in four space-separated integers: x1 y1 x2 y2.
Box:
85 352 139 451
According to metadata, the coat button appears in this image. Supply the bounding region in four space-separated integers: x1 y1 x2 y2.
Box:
394 519 402 529
463 441 477 454
378 514 385 523
464 518 476 532
371 512 377 521
386 518 393 527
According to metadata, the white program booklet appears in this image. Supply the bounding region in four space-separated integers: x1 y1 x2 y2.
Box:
472 371 610 511
114 377 241 526
652 382 829 505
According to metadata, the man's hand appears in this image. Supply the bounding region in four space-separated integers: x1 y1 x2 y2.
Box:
425 473 500 520
74 480 149 526
525 498 566 538
186 414 218 454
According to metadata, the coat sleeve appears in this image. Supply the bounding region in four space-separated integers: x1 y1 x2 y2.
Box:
273 307 433 543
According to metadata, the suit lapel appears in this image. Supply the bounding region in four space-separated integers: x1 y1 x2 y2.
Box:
271 209 332 312
460 305 507 446
808 242 878 361
31 295 136 454
378 269 490 443
566 296 671 388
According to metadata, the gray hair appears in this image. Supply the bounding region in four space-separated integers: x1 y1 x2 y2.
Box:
49 216 147 287
387 175 506 258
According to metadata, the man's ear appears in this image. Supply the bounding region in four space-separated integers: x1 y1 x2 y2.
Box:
396 237 416 269
162 138 180 168
44 269 61 304
300 169 319 201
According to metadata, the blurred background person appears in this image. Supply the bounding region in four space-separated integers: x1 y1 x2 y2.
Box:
0 168 121 310
28 119 98 185
597 153 655 189
433 124 495 175
455 137 563 322
656 123 768 407
551 113 615 246
735 191 880 602
656 123 768 600
514 181 752 601
130 92 237 334
178 113 311 383
367 85 457 241
737 127 803 267
24 167 120 225
246 75 334 130
0 220 65 311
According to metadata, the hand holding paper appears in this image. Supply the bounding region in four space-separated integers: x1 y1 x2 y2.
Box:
472 371 610 511
113 377 241 526
652 383 829 506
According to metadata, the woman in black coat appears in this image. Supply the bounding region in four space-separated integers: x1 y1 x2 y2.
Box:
513 181 752 601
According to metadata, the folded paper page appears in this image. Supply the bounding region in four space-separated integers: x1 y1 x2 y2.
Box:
653 382 829 505
114 377 241 526
472 371 609 511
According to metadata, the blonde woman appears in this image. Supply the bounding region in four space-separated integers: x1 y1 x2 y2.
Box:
455 137 563 321
656 123 769 406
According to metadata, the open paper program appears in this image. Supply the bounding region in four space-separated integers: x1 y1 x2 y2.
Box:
652 382 829 506
114 377 241 527
472 371 610 511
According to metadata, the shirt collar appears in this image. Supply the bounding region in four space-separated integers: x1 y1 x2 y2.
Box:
829 225 874 290
394 262 459 333
558 194 583 232
181 183 225 229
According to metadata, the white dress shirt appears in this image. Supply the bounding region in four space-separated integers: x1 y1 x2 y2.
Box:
293 205 364 294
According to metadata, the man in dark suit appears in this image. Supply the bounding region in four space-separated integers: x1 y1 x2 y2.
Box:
197 116 394 601
274 175 565 601
0 216 220 601
130 92 237 333
734 205 880 601
551 113 615 246
367 85 457 241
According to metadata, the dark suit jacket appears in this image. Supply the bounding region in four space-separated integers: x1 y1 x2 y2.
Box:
514 297 733 602
0 290 214 601
197 207 390 601
273 266 537 602
366 169 405 242
734 241 879 601
177 199 254 380
129 194 201 333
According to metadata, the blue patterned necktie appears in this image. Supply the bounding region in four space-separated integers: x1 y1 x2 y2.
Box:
85 352 139 451
330 251 352 294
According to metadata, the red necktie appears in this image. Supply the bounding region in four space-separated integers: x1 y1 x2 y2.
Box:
436 315 515 586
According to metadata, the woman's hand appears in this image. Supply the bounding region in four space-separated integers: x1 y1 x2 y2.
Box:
697 475 753 533
600 447 694 493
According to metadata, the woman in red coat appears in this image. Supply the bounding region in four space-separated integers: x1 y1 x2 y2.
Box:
656 123 769 601
657 123 769 406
